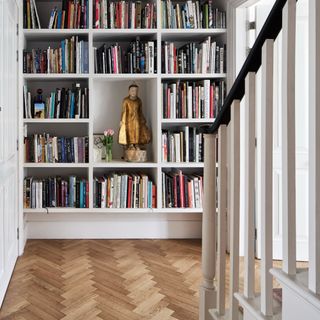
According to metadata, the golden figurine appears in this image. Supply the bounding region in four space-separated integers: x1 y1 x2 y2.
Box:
118 84 151 162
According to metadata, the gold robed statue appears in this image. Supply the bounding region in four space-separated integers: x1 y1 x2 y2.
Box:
118 84 151 162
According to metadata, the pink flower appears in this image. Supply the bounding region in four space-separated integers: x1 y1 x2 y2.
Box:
104 129 114 136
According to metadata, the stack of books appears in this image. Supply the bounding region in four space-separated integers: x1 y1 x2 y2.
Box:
162 170 203 208
94 39 156 74
93 173 156 208
161 0 226 29
162 126 204 162
23 36 89 74
23 0 89 29
162 38 226 74
23 176 89 208
23 84 89 119
94 0 156 29
162 79 225 119
24 134 89 163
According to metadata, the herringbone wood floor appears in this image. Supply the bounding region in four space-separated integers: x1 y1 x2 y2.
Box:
0 240 202 320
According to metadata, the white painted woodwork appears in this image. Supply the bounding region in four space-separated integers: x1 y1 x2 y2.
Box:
308 0 320 295
200 134 217 320
20 0 229 240
229 100 241 320
217 125 227 316
281 0 297 275
259 39 274 316
243 72 256 299
0 0 19 307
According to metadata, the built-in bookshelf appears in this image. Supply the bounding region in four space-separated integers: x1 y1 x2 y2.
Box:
19 0 227 238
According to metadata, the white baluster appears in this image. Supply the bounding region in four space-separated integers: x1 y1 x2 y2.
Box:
229 100 241 320
281 0 296 275
244 72 256 299
200 134 217 320
309 0 320 295
217 125 227 315
260 39 274 316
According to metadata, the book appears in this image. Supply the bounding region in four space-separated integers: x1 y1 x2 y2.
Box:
34 102 45 118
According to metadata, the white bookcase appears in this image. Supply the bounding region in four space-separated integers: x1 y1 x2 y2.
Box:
19 0 227 240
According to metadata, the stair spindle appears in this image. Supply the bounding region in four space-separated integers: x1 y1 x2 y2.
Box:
309 0 320 295
260 39 274 316
229 100 241 320
281 0 296 276
217 125 227 315
243 72 256 300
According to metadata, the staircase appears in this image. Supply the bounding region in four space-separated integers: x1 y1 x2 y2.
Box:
199 0 320 319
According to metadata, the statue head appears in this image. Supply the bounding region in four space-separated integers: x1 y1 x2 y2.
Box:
128 84 139 99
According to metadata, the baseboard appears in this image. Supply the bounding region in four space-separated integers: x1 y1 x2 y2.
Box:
25 212 202 239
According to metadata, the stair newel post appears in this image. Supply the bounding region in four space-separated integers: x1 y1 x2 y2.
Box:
309 0 320 295
281 0 296 276
229 100 241 320
200 134 217 320
260 39 274 316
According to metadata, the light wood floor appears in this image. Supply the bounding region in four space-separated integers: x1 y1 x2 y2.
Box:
0 240 202 320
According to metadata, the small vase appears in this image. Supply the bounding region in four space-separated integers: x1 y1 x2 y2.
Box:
105 143 112 162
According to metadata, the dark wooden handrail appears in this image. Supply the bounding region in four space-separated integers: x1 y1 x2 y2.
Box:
206 0 291 134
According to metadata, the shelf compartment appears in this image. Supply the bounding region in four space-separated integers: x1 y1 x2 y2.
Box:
23 29 89 40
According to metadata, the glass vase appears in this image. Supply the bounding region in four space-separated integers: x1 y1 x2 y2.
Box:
105 143 112 162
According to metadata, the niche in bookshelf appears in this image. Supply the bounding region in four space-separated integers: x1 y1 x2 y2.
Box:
92 79 157 164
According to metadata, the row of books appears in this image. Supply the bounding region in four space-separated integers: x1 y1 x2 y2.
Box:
161 0 226 29
23 85 89 119
49 0 89 29
23 37 89 74
94 40 156 74
23 176 89 208
24 0 89 29
162 127 203 163
162 39 226 74
162 170 203 208
94 0 156 29
162 79 225 119
24 134 89 163
93 173 156 208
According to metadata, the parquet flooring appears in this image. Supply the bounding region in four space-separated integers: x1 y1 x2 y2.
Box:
0 240 202 320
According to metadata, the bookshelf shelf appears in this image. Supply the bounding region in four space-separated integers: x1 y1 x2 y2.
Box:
23 29 89 40
160 73 227 79
23 163 89 168
23 119 90 123
23 74 89 80
20 0 227 238
161 162 204 168
161 118 215 124
93 161 158 168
